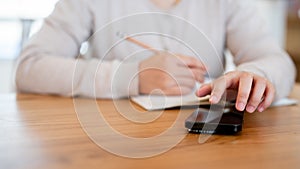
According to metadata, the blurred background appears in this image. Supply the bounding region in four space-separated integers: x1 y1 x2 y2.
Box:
0 0 299 93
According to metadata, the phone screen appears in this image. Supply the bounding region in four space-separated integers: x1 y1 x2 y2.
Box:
185 105 245 135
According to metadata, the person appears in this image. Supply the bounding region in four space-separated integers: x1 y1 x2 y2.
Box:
16 0 296 113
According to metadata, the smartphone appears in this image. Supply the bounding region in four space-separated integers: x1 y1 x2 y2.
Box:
185 105 245 135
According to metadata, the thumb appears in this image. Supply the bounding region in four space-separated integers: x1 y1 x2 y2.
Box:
196 83 212 97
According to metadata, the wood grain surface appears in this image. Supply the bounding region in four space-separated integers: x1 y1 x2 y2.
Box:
0 85 300 169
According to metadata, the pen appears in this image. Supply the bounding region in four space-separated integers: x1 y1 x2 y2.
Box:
116 32 160 53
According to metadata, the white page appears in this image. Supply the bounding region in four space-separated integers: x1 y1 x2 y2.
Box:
131 93 210 111
131 78 299 110
130 82 211 110
271 98 298 107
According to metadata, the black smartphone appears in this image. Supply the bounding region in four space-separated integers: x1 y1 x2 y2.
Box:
185 105 245 135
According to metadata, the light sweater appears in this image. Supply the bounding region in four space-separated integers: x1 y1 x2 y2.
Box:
16 0 296 99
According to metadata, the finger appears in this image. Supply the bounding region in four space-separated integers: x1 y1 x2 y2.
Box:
246 78 267 113
190 68 206 83
196 83 212 97
210 77 229 104
236 73 253 111
173 66 194 79
257 82 275 112
163 86 193 95
176 55 207 71
171 54 207 81
174 66 206 82
175 76 196 89
161 71 196 90
159 72 195 89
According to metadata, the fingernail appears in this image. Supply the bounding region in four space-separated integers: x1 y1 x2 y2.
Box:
237 102 245 111
247 105 256 113
258 106 264 112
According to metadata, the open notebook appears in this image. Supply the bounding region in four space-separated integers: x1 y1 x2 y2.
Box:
131 81 212 111
131 83 298 111
131 93 298 111
130 76 299 111
131 92 210 111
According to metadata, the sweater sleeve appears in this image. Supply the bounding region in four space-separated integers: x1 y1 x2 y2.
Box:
15 0 139 99
225 0 296 100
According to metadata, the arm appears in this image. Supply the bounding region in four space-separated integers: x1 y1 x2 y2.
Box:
15 0 139 98
226 1 296 100
197 1 296 112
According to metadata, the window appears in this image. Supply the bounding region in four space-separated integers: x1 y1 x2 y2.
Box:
0 0 58 60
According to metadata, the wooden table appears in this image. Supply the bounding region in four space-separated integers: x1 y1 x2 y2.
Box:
1 85 300 169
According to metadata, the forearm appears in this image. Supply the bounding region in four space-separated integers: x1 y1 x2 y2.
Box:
16 55 75 96
226 1 296 100
16 55 140 99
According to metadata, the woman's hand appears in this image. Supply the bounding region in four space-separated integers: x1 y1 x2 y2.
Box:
139 52 206 95
196 71 275 113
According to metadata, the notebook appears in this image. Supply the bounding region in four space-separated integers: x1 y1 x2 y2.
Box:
131 92 210 111
131 88 298 111
131 94 298 111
